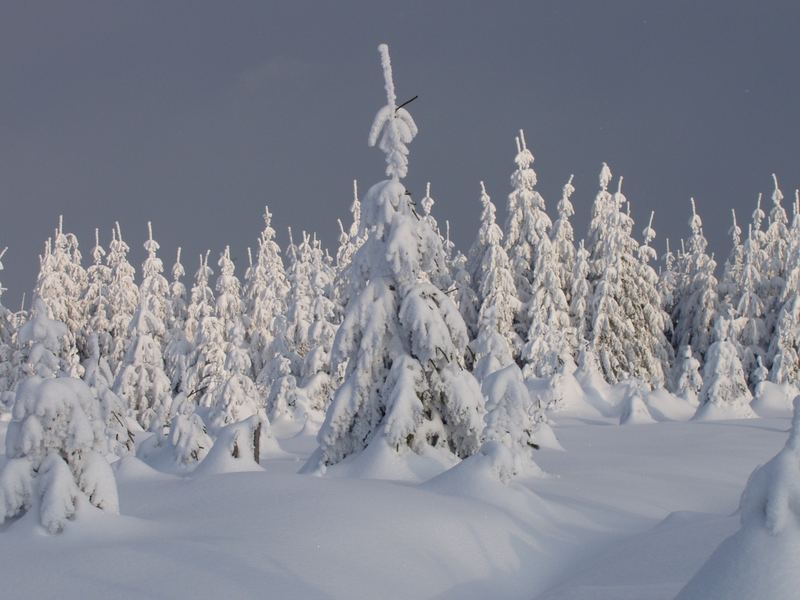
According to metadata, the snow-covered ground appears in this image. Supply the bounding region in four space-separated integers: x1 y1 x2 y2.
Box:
0 406 790 600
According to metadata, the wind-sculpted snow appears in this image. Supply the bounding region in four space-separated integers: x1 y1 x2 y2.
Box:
676 397 800 600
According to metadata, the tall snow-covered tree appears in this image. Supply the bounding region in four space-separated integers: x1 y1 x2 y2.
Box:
34 217 87 357
215 245 244 341
660 239 678 320
106 223 139 374
587 172 670 386
736 224 768 382
763 174 790 339
503 130 551 346
244 207 289 380
82 229 114 364
284 229 314 372
0 247 16 399
569 239 591 350
719 209 744 310
334 181 367 316
184 251 213 347
551 174 577 302
209 318 261 431
184 308 226 410
468 182 520 380
164 248 190 392
521 228 573 378
300 237 339 415
307 44 483 473
450 251 479 342
138 223 169 343
768 235 800 385
114 224 172 432
416 182 453 291
671 199 719 362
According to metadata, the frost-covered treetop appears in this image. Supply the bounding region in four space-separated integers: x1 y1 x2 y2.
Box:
478 181 502 246
367 44 418 180
599 162 613 191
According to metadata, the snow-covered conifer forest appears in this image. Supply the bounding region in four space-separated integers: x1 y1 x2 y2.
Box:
1 43 799 600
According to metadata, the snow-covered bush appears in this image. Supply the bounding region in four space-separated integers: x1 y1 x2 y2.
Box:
672 344 703 406
479 364 545 482
18 297 79 379
0 376 119 533
694 318 755 420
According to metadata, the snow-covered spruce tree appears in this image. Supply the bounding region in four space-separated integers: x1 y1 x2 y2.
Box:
300 238 339 416
206 246 261 430
106 223 139 375
184 290 228 412
138 223 170 345
750 192 768 271
521 227 574 379
503 130 551 348
450 250 479 344
736 224 768 382
284 229 314 373
0 248 16 400
569 239 591 350
551 174 577 303
672 344 703 406
183 251 213 348
694 317 755 420
763 174 790 339
163 247 191 393
209 319 260 432
34 217 87 358
81 229 114 365
632 210 674 385
334 181 367 318
215 245 244 341
243 207 289 380
306 44 482 473
0 375 119 533
18 298 81 380
660 239 676 314
113 224 173 432
671 199 719 363
468 182 520 381
719 209 745 310
769 243 800 385
587 172 670 386
416 183 454 292
82 333 133 455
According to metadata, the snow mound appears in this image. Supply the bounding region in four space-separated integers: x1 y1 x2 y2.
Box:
644 386 695 422
193 417 265 477
676 396 800 600
310 435 458 482
693 399 757 421
618 383 655 425
113 455 174 483
535 420 565 451
751 381 798 418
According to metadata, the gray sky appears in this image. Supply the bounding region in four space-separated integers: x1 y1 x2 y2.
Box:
1 1 798 306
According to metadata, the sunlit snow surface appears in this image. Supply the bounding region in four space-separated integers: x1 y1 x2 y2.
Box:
0 402 791 599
